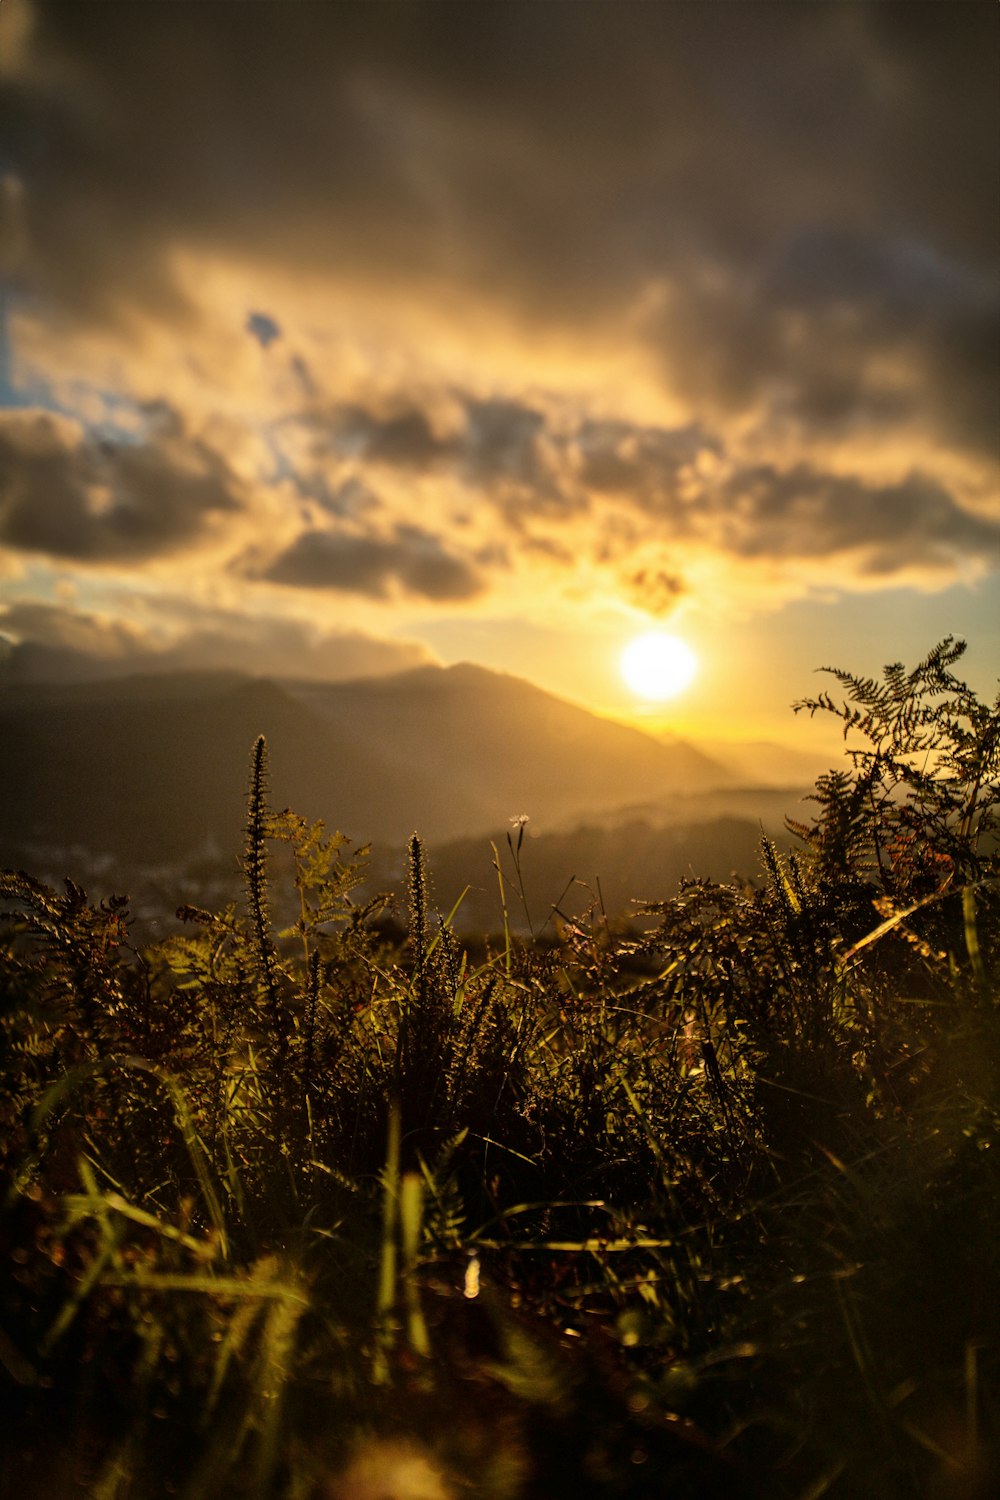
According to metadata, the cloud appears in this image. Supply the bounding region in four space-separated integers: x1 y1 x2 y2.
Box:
305 474 382 521
460 398 555 499
0 599 150 668
318 396 558 492
278 391 1000 590
653 228 1000 458
0 599 432 683
330 403 452 470
10 4 995 356
711 465 1000 577
0 405 245 561
261 524 483 601
623 569 687 617
1 0 996 633
574 419 719 504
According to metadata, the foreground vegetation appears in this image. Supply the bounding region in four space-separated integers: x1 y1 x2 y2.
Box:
1 639 998 1499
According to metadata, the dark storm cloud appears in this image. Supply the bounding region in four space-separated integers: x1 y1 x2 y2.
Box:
597 455 1000 580
262 524 483 601
575 419 719 502
329 404 452 470
326 397 553 490
307 395 572 515
657 227 1000 454
713 465 1000 574
7 1 997 459
461 399 551 495
0 600 431 684
292 388 1000 582
0 406 244 561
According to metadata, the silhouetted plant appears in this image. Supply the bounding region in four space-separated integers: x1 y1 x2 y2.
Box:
244 734 286 1059
792 636 999 946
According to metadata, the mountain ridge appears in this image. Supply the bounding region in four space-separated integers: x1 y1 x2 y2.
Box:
0 669 821 924
286 659 734 815
0 664 813 907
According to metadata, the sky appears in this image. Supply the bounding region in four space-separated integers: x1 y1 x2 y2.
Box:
0 0 997 745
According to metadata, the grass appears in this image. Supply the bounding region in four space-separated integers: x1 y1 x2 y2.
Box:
0 638 997 1499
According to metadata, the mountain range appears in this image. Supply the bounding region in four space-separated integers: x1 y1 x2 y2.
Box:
0 663 821 923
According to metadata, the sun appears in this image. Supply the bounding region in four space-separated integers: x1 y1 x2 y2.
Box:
620 632 698 702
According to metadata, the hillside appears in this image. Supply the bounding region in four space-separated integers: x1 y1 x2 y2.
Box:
0 673 453 866
375 814 768 934
698 735 836 789
0 665 737 881
288 662 733 819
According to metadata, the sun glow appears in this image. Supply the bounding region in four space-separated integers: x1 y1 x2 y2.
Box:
620 632 698 701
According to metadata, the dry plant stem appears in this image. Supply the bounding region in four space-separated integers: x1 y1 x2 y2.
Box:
245 735 286 1060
